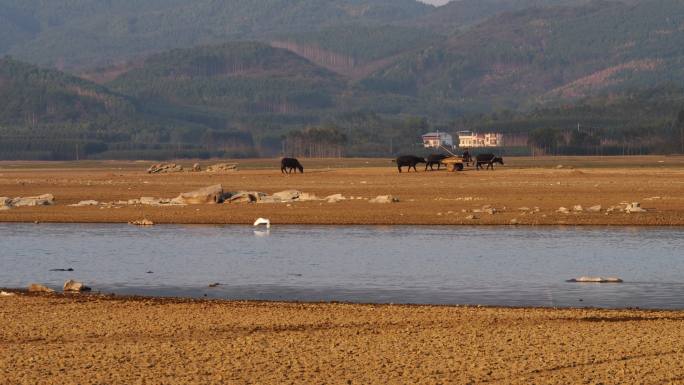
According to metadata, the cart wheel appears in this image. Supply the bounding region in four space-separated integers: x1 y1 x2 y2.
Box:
456 164 464 171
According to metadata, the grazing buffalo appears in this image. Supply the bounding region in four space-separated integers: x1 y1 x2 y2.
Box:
475 153 504 170
425 154 449 171
281 157 304 174
394 155 426 173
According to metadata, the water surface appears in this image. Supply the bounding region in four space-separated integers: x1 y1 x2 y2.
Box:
1 224 682 309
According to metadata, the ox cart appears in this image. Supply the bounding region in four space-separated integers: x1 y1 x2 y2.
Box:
441 156 465 171
437 145 470 172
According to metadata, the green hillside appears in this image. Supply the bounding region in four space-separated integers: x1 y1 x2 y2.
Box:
0 57 259 160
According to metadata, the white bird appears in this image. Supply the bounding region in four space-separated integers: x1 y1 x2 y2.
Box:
253 217 271 228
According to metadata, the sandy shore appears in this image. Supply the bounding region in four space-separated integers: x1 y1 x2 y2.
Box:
1 293 683 384
1 156 683 226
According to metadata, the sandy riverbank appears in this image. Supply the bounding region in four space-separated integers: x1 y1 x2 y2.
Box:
1 293 683 384
1 156 683 225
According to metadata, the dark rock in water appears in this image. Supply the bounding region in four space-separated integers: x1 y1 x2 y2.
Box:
566 276 623 283
208 283 220 288
49 268 74 272
146 271 154 274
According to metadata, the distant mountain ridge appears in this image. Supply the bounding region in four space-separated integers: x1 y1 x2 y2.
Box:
1 0 684 158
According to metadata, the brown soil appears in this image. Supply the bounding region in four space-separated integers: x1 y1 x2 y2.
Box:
1 156 683 225
1 294 683 384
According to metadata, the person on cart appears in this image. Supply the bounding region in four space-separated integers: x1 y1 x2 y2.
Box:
462 148 472 166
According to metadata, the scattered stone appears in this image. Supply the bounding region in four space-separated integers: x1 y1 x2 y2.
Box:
510 219 519 225
192 163 202 172
556 165 564 169
466 215 479 220
69 200 99 207
325 194 346 203
10 194 55 207
518 207 530 212
63 280 92 292
566 277 623 283
298 192 320 202
625 202 647 213
205 163 238 172
484 208 497 215
130 218 154 226
28 284 55 293
573 205 584 212
557 207 569 214
1 291 16 297
147 163 183 174
587 205 602 212
175 184 225 204
369 195 399 204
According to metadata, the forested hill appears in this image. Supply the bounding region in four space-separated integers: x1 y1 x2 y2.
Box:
0 0 432 69
363 0 684 110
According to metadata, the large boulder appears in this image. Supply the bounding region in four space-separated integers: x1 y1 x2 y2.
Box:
226 191 267 203
63 280 92 292
175 185 225 204
206 163 238 172
272 190 301 201
10 194 55 207
0 197 10 211
28 284 55 293
147 163 183 174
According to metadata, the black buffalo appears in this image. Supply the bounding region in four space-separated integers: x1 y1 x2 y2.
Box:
281 157 304 174
475 153 504 170
394 155 426 173
425 154 448 171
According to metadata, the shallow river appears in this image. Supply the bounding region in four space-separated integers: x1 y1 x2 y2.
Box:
1 224 683 309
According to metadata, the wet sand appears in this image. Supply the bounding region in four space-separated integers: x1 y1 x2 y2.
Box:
1 293 683 384
1 156 683 225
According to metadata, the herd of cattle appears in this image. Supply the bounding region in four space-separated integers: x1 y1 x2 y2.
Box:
282 154 504 174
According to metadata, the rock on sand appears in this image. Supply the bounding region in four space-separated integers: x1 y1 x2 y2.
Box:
63 280 92 292
175 184 225 204
369 195 399 204
28 284 55 293
147 163 183 174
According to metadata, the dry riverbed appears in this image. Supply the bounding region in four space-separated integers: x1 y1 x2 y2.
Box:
1 293 683 384
1 156 683 225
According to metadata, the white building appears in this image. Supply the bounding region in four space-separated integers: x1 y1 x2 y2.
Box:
422 132 454 149
457 131 503 148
